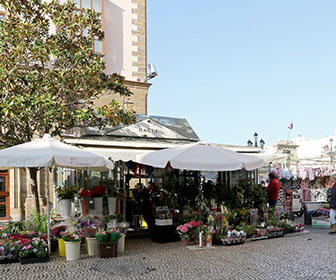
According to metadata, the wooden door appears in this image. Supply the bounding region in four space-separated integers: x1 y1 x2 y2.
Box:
0 171 9 220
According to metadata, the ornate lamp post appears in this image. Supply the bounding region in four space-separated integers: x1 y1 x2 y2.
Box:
247 133 265 149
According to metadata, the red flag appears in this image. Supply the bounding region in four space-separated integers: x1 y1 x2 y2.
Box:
288 122 293 130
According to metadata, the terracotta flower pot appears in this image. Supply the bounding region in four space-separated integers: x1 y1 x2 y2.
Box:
80 200 89 218
181 239 189 246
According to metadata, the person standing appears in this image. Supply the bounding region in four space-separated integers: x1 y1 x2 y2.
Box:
328 173 336 234
267 173 280 207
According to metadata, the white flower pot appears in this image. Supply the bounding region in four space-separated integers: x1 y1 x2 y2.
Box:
64 241 81 261
93 197 103 215
118 234 125 253
61 199 71 219
108 197 117 215
86 237 99 256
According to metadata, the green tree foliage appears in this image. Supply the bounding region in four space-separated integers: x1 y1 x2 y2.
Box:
0 0 136 210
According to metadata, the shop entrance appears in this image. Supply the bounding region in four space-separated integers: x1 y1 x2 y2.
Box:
0 170 9 220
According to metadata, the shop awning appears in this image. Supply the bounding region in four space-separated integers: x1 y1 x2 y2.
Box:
84 147 158 162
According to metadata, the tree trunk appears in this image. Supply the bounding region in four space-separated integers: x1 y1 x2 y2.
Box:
28 167 40 213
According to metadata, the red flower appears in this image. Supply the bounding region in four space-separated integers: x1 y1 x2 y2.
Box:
91 185 106 197
79 189 92 199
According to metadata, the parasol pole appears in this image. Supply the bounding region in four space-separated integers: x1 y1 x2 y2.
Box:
45 167 51 254
198 173 203 247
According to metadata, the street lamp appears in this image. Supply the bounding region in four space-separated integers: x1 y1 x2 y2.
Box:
247 133 265 149
260 139 265 149
254 132 258 147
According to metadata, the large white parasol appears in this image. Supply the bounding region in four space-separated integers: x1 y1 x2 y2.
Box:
135 142 265 247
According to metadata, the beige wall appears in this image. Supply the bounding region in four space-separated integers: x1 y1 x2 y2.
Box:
94 80 150 115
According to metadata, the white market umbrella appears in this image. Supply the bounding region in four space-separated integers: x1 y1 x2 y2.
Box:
135 142 265 247
0 134 114 253
135 142 265 171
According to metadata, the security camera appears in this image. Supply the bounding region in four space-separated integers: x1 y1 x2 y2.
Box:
147 63 158 80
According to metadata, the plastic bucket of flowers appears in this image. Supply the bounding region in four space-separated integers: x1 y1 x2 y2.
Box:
85 226 99 256
61 227 84 261
91 186 106 215
51 225 66 257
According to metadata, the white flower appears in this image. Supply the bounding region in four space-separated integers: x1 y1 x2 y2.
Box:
33 248 38 253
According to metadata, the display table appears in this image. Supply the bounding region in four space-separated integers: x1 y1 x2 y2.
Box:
151 224 177 243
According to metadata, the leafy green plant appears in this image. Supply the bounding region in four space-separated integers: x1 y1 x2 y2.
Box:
55 185 78 201
2 220 25 235
24 207 56 233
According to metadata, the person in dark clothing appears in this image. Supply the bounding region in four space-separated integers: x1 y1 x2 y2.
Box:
328 173 336 234
141 182 159 231
267 173 280 207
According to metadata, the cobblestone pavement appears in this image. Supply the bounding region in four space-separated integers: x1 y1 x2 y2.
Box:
0 228 335 280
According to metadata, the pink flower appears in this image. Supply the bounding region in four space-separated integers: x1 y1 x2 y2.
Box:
190 220 199 227
180 226 188 233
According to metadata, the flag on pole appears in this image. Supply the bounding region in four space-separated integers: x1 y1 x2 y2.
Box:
288 121 293 130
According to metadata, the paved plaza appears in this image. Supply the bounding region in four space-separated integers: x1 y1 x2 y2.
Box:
0 225 335 280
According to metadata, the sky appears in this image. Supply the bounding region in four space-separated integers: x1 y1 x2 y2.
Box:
146 0 336 146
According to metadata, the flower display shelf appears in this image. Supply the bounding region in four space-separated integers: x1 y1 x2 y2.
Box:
221 238 245 246
0 258 19 264
19 256 49 264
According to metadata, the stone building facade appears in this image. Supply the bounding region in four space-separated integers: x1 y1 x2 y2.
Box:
1 0 151 221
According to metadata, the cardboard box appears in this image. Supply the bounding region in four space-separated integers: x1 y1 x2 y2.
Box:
311 217 331 228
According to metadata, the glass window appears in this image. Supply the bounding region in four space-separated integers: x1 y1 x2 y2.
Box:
0 177 6 192
94 40 102 53
73 0 80 8
92 0 102 12
82 0 91 9
0 5 5 12
59 0 68 4
0 197 5 203
0 204 6 218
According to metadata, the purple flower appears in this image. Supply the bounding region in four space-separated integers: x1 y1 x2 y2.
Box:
10 247 15 251
33 248 38 253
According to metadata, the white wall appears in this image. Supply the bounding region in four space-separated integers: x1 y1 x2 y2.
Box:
104 0 138 81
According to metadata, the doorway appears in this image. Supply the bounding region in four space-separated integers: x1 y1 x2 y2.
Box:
0 171 9 220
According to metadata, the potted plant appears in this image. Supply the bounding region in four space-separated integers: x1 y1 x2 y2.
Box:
61 227 84 261
18 237 49 264
51 225 66 257
79 189 92 218
107 183 119 215
84 225 99 256
95 228 118 258
55 185 78 219
0 240 20 264
95 227 110 242
91 185 106 215
176 224 191 246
